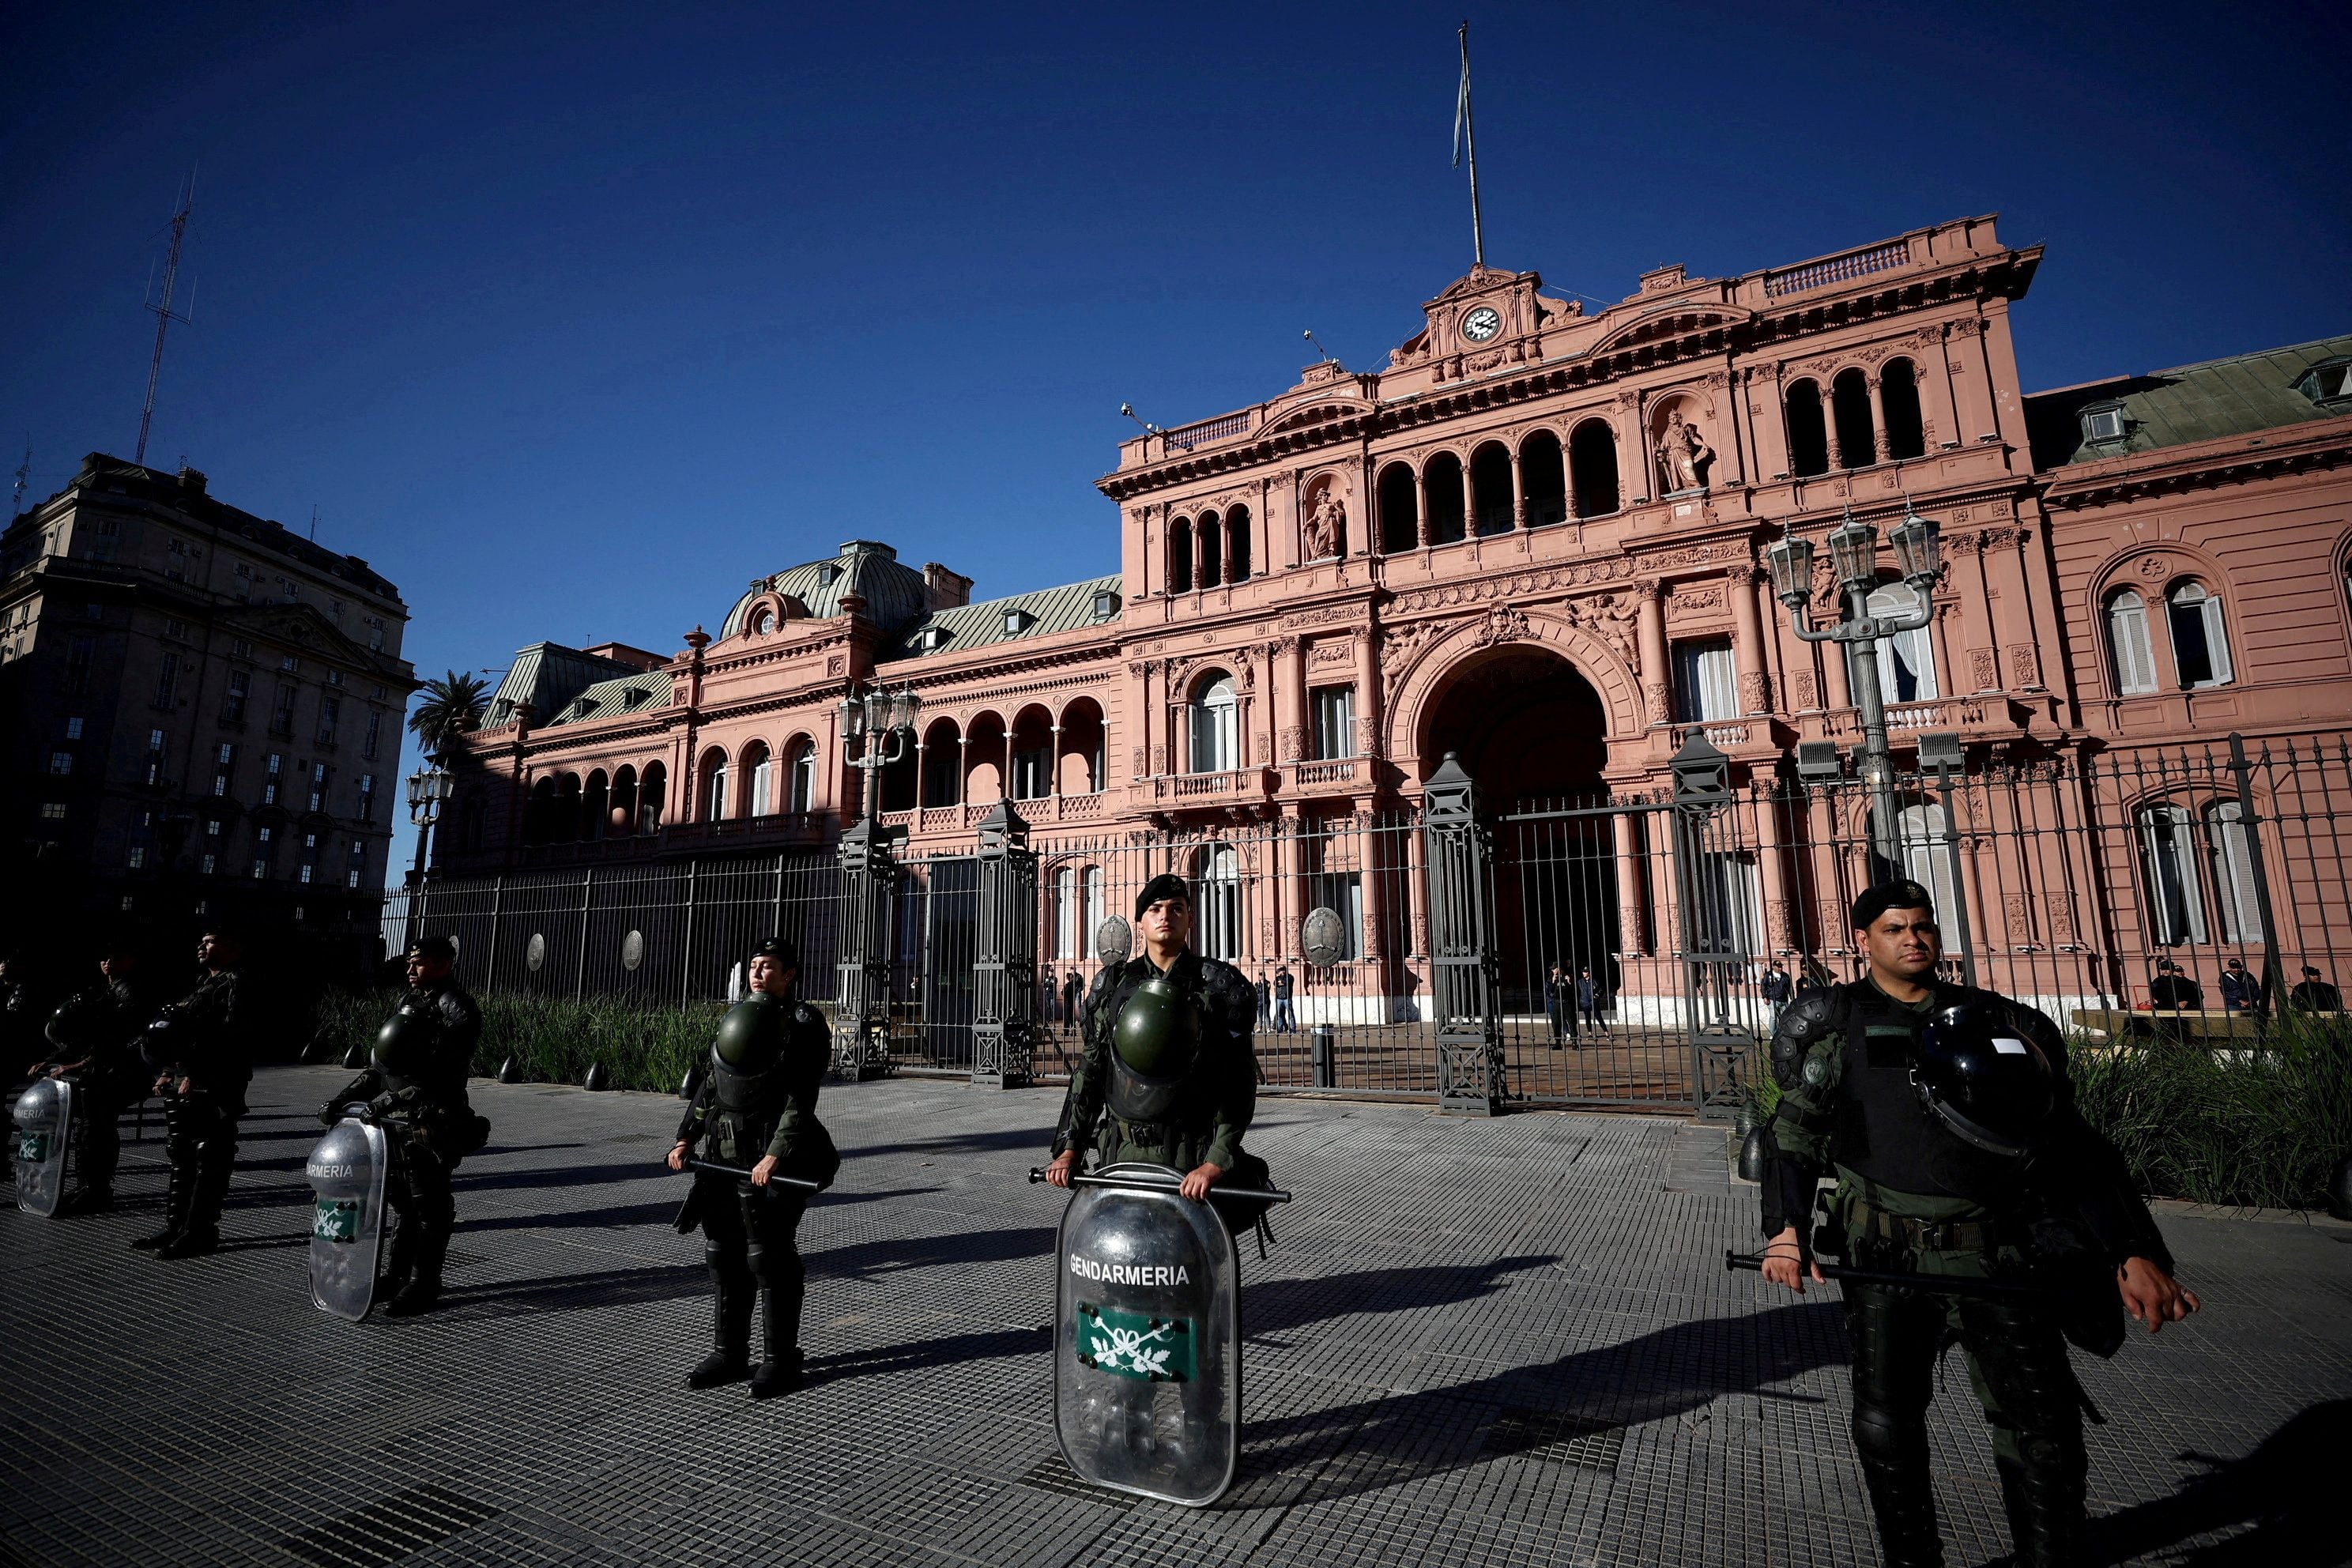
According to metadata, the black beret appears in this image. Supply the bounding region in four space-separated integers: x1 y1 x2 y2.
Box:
408 935 456 963
1850 880 1935 931
1135 873 1191 920
751 937 800 970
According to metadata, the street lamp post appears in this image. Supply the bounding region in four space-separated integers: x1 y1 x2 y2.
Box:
404 750 454 951
834 681 922 1078
1765 503 1943 877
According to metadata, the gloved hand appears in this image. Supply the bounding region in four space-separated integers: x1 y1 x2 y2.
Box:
318 1100 342 1126
367 1091 401 1120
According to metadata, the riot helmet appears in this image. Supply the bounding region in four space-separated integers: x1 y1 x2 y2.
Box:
141 1010 184 1069
1910 1001 2054 1159
45 994 109 1052
371 1007 437 1076
712 993 788 1073
1113 973 1201 1083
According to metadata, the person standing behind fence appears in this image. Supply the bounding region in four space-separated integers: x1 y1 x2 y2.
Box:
2147 959 2202 1012
669 937 838 1398
2289 966 2343 1013
1762 959 1791 1035
1577 967 1607 1035
1255 969 1271 1028
2218 957 2259 1016
1272 965 1296 1034
1061 968 1084 1038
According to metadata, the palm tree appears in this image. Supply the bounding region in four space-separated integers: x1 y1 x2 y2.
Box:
409 670 491 755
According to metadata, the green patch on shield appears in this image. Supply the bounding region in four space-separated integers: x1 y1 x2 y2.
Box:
1074 1302 1196 1384
17 1133 49 1163
314 1198 360 1243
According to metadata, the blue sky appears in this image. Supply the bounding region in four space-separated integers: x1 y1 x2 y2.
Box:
4 1 2346 865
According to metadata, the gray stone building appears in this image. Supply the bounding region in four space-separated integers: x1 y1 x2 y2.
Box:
0 454 415 965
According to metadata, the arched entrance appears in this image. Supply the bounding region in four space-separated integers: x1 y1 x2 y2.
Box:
1420 646 1620 1034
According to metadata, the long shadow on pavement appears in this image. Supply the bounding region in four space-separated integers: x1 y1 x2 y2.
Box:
1247 1255 1559 1337
1238 1301 1849 1505
2090 1397 2349 1566
845 1125 1058 1163
804 1324 1054 1387
428 1262 707 1321
807 1226 1055 1280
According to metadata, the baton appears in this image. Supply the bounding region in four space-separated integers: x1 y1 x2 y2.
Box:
1725 1250 2059 1301
1028 1167 1292 1204
677 1157 822 1194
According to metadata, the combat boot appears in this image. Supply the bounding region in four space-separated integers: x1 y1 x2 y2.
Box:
688 1270 754 1389
378 1223 418 1297
749 1281 803 1400
383 1227 447 1317
130 1168 190 1250
157 1157 231 1258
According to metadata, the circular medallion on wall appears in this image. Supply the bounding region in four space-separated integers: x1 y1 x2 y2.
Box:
526 933 547 972
1302 906 1348 969
621 930 646 972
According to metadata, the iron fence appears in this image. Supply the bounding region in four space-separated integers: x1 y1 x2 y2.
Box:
381 729 2352 1115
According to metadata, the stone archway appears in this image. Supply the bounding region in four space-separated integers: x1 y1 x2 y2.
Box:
1417 644 1609 805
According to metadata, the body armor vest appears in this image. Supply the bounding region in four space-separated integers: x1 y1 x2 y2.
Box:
707 997 793 1124
1834 982 2015 1204
1106 972 1201 1125
370 1008 436 1095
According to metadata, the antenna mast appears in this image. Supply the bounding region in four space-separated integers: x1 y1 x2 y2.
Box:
1453 21 1485 270
11 442 28 516
135 173 197 467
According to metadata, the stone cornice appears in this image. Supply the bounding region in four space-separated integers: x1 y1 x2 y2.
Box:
2039 420 2352 511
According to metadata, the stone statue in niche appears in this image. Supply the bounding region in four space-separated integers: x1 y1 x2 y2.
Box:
1654 413 1714 494
1304 490 1348 561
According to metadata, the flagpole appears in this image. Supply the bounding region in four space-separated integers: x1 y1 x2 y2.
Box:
1460 21 1485 268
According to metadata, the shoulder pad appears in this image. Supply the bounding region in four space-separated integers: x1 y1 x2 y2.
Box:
1769 990 1838 1076
795 1002 823 1027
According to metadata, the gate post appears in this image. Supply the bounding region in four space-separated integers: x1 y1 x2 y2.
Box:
1670 733 1749 1121
972 801 1038 1088
1423 752 1502 1115
833 817 896 1080
2226 733 2286 1017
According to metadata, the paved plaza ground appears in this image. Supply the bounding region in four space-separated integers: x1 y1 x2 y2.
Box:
5 1066 2344 1567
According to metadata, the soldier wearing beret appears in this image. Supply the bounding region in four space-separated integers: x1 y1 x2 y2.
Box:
1757 880 2199 1566
1044 873 1271 1239
134 927 251 1259
668 937 839 1397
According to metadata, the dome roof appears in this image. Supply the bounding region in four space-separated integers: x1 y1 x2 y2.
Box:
720 540 930 639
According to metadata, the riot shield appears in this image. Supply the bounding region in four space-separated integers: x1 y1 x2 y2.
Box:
304 1111 390 1321
12 1077 73 1218
1053 1161 1239 1506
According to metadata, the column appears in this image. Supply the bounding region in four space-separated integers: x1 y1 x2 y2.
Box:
1955 533 1997 692
1047 725 1063 796
1868 375 1892 462
1753 786 1795 956
1613 811 1649 958
1619 393 1648 503
1459 460 1476 540
1820 634 1853 716
1416 465 1434 548
1352 624 1382 772
1728 568 1770 715
1988 530 2041 691
1510 443 1527 530
1637 580 1670 727
1928 334 1962 450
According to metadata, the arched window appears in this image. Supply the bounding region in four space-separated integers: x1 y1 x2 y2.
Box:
1785 381 1830 477
2138 805 2208 945
1893 804 1961 952
1423 454 1467 545
2105 589 2158 695
1197 842 1242 959
1569 420 1619 517
1225 506 1251 583
2165 581 2233 688
639 761 667 833
1056 866 1080 959
611 764 639 839
1082 866 1104 952
526 776 558 846
2207 801 2264 943
749 605 775 635
701 750 729 823
1377 462 1419 552
1471 443 1514 535
1188 674 1239 774
919 722 961 807
1832 369 1876 469
1198 511 1223 590
555 775 582 842
1881 359 1926 461
1852 582 1938 703
744 742 774 818
786 741 815 814
1519 431 1566 526
1168 517 1194 594
582 771 609 841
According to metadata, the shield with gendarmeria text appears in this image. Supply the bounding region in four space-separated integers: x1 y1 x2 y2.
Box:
1053 1161 1239 1506
304 1110 390 1321
12 1076 72 1217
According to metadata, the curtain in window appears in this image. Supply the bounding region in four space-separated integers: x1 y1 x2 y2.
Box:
1056 868 1080 959
1312 687 1356 760
1197 843 1243 959
1894 804 1963 952
1860 583 1938 703
2206 801 2264 943
2139 805 2208 944
1673 640 1740 723
748 754 774 817
787 744 814 812
1082 867 1104 956
1189 677 1238 774
705 760 728 822
2166 582 2232 688
2105 590 2158 695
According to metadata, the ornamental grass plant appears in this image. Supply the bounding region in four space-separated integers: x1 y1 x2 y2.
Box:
314 989 729 1095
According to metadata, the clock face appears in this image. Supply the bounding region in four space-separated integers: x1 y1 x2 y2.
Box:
1462 306 1502 344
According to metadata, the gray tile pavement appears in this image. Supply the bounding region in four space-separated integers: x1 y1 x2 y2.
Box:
3 1067 2343 1566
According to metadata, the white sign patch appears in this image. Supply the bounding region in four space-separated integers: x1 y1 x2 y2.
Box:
1992 1037 2030 1056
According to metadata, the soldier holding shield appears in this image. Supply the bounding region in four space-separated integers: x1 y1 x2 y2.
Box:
37 942 154 1214
132 927 251 1260
1044 873 1270 1235
317 936 487 1317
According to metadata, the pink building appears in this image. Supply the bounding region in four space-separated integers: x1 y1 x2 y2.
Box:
433 216 2351 1088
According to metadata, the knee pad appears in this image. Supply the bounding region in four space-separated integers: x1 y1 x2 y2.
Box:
1852 1401 1925 1464
704 1243 752 1282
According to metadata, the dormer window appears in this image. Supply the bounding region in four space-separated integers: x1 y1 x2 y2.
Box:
2080 403 2127 445
817 563 842 586
622 687 647 710
2294 358 2351 407
919 625 952 653
1003 607 1032 636
1091 590 1118 621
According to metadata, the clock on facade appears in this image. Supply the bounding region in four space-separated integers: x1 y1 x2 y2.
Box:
1461 306 1502 343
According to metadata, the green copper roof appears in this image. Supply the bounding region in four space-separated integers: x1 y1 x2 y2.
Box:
484 643 647 729
2026 333 2352 470
719 540 930 638
879 575 1122 663
545 668 674 727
